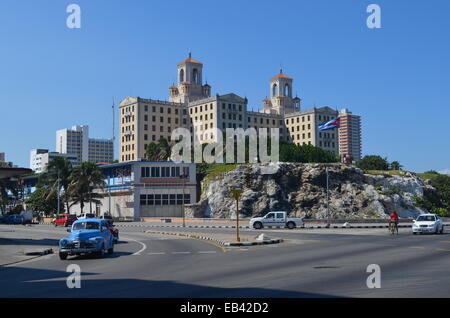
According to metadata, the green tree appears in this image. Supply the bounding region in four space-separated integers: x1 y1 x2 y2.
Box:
389 161 403 170
25 186 61 216
356 155 389 170
0 178 19 214
68 162 106 214
414 173 450 216
42 157 73 215
144 138 172 161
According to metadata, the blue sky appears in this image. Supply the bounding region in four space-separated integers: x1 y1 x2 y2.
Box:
1 0 449 173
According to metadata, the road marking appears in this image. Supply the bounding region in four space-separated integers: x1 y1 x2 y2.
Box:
410 246 426 249
198 251 217 254
436 248 450 252
172 251 191 254
123 237 147 255
148 252 166 255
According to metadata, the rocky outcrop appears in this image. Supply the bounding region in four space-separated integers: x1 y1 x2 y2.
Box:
197 163 431 219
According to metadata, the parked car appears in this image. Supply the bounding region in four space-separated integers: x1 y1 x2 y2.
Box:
412 214 444 234
3 214 23 224
78 213 96 219
58 219 114 260
52 214 78 227
99 214 114 225
249 211 304 229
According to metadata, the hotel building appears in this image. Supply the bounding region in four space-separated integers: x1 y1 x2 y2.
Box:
119 55 342 163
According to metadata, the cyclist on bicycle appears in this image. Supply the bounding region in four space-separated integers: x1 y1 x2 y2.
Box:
389 211 399 234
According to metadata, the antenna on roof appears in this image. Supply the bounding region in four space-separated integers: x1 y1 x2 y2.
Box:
112 97 115 143
189 51 192 58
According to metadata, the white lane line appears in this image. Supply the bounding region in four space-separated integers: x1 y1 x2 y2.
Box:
198 251 217 254
172 251 191 254
123 237 147 255
148 252 166 255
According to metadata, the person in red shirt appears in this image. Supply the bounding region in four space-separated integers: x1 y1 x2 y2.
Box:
389 211 399 234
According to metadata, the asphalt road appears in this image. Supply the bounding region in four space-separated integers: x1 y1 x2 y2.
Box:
1 223 449 298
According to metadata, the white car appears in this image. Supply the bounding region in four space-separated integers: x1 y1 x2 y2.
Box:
78 213 96 219
412 214 444 234
249 211 304 229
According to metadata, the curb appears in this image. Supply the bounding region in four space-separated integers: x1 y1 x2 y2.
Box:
144 230 283 247
24 248 54 256
37 222 448 230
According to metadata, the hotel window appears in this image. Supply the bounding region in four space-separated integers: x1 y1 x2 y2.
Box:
145 105 148 112
169 194 176 205
175 109 178 115
140 195 147 206
152 106 156 112
144 115 148 121
151 167 160 177
160 107 164 113
147 194 154 205
176 194 183 205
162 194 169 205
161 167 170 177
184 194 190 204
154 194 161 205
152 116 156 122
168 108 171 114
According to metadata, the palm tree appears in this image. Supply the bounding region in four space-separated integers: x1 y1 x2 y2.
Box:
68 162 106 215
0 178 18 214
156 138 171 161
44 157 73 215
144 138 172 161
145 142 160 161
390 161 403 171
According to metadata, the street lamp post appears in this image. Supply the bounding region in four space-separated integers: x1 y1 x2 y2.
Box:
181 170 186 228
231 187 242 243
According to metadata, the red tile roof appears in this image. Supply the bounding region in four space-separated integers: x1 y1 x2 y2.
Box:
178 57 202 65
271 73 292 81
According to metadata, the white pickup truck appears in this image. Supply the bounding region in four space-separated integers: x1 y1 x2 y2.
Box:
249 211 304 229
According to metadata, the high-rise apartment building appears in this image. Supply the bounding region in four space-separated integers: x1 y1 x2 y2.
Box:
119 55 341 162
30 149 78 173
338 108 362 162
56 125 114 165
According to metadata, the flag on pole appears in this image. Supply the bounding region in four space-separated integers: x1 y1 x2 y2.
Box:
318 117 340 131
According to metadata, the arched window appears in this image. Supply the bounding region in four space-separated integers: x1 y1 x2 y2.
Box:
193 69 199 84
272 83 278 97
179 69 184 82
284 84 290 97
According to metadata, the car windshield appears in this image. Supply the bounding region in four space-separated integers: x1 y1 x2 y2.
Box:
417 215 435 222
72 222 100 230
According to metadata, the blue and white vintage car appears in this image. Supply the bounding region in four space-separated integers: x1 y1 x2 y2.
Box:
59 219 114 260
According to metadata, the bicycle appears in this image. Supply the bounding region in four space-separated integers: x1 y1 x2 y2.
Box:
389 221 398 235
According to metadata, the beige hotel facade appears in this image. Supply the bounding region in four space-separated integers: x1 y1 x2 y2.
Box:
119 54 339 163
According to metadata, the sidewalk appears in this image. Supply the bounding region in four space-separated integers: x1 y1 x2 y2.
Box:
0 226 55 266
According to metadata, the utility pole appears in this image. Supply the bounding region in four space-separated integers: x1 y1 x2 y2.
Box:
57 170 60 217
326 166 330 228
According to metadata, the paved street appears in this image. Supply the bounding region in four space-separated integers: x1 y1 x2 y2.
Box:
1 223 449 297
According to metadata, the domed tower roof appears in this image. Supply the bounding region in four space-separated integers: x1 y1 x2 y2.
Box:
271 68 292 81
178 52 202 65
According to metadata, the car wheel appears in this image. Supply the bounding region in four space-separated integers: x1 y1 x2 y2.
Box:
440 226 444 234
413 232 417 235
97 244 105 258
108 246 114 255
253 222 263 230
59 252 68 260
54 223 57 227
287 222 296 229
